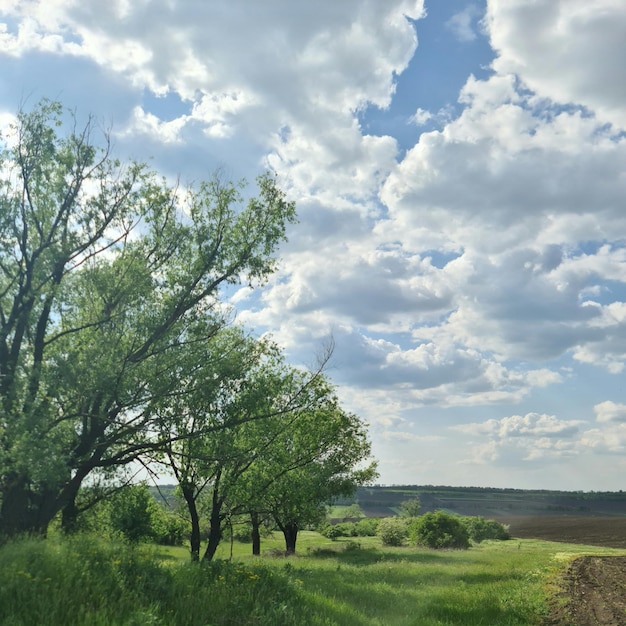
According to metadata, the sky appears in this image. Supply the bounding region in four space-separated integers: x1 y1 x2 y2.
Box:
1 0 626 491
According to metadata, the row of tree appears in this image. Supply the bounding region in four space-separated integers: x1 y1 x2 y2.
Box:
0 100 376 555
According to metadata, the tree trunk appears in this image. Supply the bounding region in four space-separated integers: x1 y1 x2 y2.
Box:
0 477 51 538
61 498 79 534
202 479 224 562
180 484 201 562
203 510 222 561
282 522 299 555
250 511 261 556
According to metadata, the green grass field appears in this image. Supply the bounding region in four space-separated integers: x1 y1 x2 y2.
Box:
1 531 623 625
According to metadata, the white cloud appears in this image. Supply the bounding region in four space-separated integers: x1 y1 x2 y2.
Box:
594 401 626 424
486 0 626 129
2 0 626 489
445 5 481 43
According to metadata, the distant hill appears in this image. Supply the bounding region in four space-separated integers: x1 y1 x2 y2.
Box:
348 485 626 519
151 483 626 520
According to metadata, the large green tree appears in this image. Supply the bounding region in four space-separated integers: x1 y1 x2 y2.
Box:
258 396 378 554
0 99 296 538
154 327 337 561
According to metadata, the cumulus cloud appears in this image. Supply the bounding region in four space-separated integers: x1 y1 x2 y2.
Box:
2 0 626 488
486 0 626 128
594 401 626 424
453 412 583 465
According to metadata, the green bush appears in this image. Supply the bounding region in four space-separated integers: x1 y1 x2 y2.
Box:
462 516 510 543
321 524 344 540
108 484 164 543
376 517 408 546
409 511 470 549
355 517 379 536
154 510 190 546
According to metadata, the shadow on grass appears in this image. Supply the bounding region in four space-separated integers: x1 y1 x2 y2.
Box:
306 544 459 567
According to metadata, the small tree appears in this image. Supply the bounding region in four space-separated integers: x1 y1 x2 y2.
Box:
108 484 163 543
399 497 421 517
376 517 408 546
409 511 469 550
342 504 363 520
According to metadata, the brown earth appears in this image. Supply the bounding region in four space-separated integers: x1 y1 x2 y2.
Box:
494 517 626 625
544 556 626 626
497 516 626 549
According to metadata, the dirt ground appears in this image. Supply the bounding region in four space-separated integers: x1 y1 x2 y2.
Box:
493 517 626 626
545 555 626 626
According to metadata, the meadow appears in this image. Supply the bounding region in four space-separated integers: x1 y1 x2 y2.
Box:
1 530 624 625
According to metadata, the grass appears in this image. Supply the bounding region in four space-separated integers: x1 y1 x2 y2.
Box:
1 531 624 625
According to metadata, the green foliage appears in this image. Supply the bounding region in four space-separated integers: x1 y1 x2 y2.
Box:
153 509 190 546
108 484 164 543
0 99 297 537
341 503 363 519
462 516 511 543
355 517 379 536
409 511 470 549
320 517 379 540
399 497 421 517
376 517 408 546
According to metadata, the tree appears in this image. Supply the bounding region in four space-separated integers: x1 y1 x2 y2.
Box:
152 325 295 561
399 497 421 518
0 99 296 538
107 484 162 543
155 331 342 561
251 390 378 554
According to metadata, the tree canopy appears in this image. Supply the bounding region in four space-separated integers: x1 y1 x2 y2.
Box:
0 99 297 537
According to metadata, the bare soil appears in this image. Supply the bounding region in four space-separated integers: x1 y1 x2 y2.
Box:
493 517 626 625
497 516 626 549
545 556 626 626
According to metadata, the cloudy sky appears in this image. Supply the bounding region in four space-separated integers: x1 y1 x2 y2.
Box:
2 0 626 491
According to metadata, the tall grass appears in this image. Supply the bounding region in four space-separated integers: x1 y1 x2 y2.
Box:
1 532 623 625
0 535 313 625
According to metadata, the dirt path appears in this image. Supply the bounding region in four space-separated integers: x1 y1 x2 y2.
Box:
546 556 626 625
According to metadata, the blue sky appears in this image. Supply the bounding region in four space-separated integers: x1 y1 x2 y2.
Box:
1 0 626 490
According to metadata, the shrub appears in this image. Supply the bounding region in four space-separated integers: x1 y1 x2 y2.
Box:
462 516 510 543
376 517 408 546
321 524 344 540
409 511 470 549
108 484 164 543
355 517 379 536
154 510 190 546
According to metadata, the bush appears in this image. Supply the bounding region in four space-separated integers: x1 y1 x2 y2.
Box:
462 516 510 543
321 524 344 540
376 517 408 546
154 510 190 546
409 511 470 549
355 517 379 536
108 484 164 543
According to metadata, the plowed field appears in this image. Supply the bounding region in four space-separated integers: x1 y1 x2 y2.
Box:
496 516 626 625
498 515 626 549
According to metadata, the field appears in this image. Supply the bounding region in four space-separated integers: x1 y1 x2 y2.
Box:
2 525 624 626
495 516 626 625
149 485 626 624
500 516 626 549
